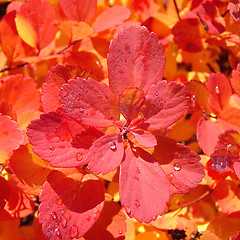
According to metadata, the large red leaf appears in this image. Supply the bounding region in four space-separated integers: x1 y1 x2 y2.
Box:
39 169 105 240
206 72 232 115
59 77 120 128
0 115 24 163
42 64 93 113
27 110 103 168
153 137 205 194
0 74 40 115
82 196 127 240
87 133 124 175
0 176 10 211
92 5 130 33
119 147 170 223
108 25 165 97
142 81 189 131
59 0 97 23
119 87 145 122
15 0 57 50
131 129 157 148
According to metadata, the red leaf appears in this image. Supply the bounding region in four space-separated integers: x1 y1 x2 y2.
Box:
92 5 130 32
131 129 157 148
172 18 203 52
0 115 24 163
42 64 93 113
0 176 10 211
142 81 189 131
15 0 57 50
39 169 105 240
206 72 232 115
0 11 33 62
108 25 165 96
197 117 222 155
119 147 170 223
153 137 205 194
196 1 225 35
228 1 240 21
119 87 145 122
230 63 240 97
59 0 97 23
83 196 126 240
59 77 120 128
27 110 103 168
0 100 16 121
87 133 124 175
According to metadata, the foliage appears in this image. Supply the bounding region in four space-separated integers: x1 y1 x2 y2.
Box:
0 0 240 239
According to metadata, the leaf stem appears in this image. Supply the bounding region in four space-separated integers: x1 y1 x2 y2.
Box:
173 0 181 20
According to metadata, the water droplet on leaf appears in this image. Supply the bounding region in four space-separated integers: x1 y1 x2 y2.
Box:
191 95 196 107
152 215 157 221
173 162 181 171
86 216 91 222
119 230 123 235
76 152 83 161
154 91 159 96
134 200 140 207
51 212 57 220
215 86 220 94
125 207 131 214
69 225 78 238
136 167 141 174
79 108 84 113
49 146 55 151
109 141 116 150
55 198 63 205
55 228 60 236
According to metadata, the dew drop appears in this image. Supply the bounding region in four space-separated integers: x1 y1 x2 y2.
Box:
86 216 91 222
51 212 57 220
173 162 181 171
55 198 63 205
76 152 83 161
154 91 159 96
125 207 131 214
79 108 84 113
119 230 123 235
69 225 79 238
60 215 67 228
55 228 60 236
109 141 116 150
215 86 220 94
49 146 55 151
191 95 196 107
134 200 140 207
152 215 157 221
136 167 141 174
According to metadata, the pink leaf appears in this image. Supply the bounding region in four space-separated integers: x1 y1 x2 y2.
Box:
119 87 145 122
206 72 232 116
93 5 130 32
59 77 120 128
59 0 97 23
108 25 165 96
119 147 170 223
39 169 105 239
197 117 223 155
142 81 189 130
87 133 124 175
234 162 240 180
228 2 240 21
27 109 103 168
131 129 157 148
42 64 93 113
153 137 205 194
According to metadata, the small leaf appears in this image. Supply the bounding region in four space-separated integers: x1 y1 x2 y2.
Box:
87 133 124 175
230 63 240 97
39 169 105 240
108 25 165 96
15 0 57 50
93 5 130 32
59 77 120 128
131 129 157 148
119 87 145 122
119 147 170 223
59 0 96 23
